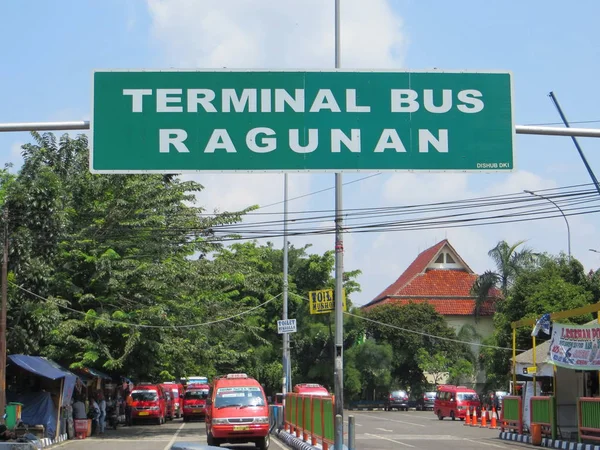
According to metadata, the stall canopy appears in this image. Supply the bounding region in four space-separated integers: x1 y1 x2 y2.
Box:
79 366 112 380
8 354 77 404
514 340 554 378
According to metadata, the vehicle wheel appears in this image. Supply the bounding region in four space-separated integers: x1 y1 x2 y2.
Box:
207 431 220 447
256 434 270 450
437 410 443 420
450 411 456 421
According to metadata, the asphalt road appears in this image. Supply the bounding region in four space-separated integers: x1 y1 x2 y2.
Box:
53 418 289 450
49 411 535 450
344 410 534 450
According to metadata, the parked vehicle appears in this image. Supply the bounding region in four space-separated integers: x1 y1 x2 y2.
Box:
206 373 270 450
385 390 409 411
182 383 210 422
416 391 437 411
129 384 167 425
161 382 185 418
293 383 330 396
433 385 480 421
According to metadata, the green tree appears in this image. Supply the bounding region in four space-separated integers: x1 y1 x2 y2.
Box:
482 254 594 390
471 240 538 319
416 349 449 386
345 340 393 400
363 303 472 391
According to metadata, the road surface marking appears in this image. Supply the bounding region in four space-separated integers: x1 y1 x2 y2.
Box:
344 420 363 427
163 422 186 450
358 413 426 427
365 433 415 448
375 428 393 432
463 438 509 448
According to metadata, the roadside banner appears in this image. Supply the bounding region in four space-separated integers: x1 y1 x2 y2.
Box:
549 322 600 370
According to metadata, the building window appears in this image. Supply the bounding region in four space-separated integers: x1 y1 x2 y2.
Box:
445 254 455 264
435 254 444 264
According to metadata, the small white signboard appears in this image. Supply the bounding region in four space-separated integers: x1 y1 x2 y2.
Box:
277 319 297 334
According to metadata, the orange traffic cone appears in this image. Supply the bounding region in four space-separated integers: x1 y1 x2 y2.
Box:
471 408 478 427
490 408 498 429
480 410 487 427
464 408 471 426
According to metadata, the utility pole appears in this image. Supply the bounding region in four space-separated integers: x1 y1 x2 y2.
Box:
282 174 290 405
333 0 344 449
0 208 8 420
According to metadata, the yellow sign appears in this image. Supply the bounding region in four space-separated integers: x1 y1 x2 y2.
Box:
526 366 537 374
309 289 347 314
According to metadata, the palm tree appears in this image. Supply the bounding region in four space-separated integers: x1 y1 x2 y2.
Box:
471 240 538 319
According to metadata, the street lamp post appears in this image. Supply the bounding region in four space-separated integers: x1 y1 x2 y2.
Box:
524 190 571 260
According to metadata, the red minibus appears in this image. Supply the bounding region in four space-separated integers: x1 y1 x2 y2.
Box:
433 385 480 421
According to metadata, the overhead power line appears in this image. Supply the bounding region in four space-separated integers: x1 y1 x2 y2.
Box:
343 311 525 352
10 281 281 329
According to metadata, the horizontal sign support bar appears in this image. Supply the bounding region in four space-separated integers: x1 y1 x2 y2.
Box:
1 121 600 138
515 125 600 138
0 121 90 132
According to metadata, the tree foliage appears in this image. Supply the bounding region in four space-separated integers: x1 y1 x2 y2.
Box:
3 132 369 398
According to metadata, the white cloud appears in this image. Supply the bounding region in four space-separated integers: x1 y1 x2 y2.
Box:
146 0 405 69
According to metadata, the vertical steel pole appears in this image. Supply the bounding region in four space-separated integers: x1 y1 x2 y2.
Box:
348 415 356 450
282 174 290 407
0 208 7 420
334 1 344 449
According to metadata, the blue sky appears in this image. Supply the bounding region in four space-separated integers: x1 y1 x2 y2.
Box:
2 0 600 306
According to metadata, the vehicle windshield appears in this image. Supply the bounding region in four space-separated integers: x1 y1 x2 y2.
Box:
425 392 436 398
171 389 179 398
391 391 407 397
185 389 208 400
457 393 478 401
132 391 158 402
215 387 266 408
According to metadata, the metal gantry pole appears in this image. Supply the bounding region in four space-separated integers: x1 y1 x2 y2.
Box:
333 0 344 449
3 121 600 138
282 173 290 406
548 92 600 196
0 208 7 420
524 190 571 260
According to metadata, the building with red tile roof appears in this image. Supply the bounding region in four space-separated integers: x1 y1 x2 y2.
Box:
362 239 499 316
362 239 501 388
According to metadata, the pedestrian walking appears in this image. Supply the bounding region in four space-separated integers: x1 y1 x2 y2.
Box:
98 391 107 435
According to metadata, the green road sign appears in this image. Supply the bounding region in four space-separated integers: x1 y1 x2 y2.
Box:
91 70 514 173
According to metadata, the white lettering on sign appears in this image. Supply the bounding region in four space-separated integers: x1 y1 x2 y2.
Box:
123 89 152 113
159 129 190 153
374 129 407 153
247 128 276 153
157 89 183 113
187 89 217 113
157 127 450 155
419 129 448 153
331 129 361 153
123 89 485 115
222 89 258 113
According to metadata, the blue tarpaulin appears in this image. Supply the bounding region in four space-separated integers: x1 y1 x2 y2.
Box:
8 355 77 405
7 391 57 438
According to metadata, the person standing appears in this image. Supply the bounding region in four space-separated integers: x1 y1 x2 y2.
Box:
89 395 100 436
98 392 107 435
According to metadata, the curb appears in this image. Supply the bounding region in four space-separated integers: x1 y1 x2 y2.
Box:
499 431 600 449
40 434 68 448
275 430 319 450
